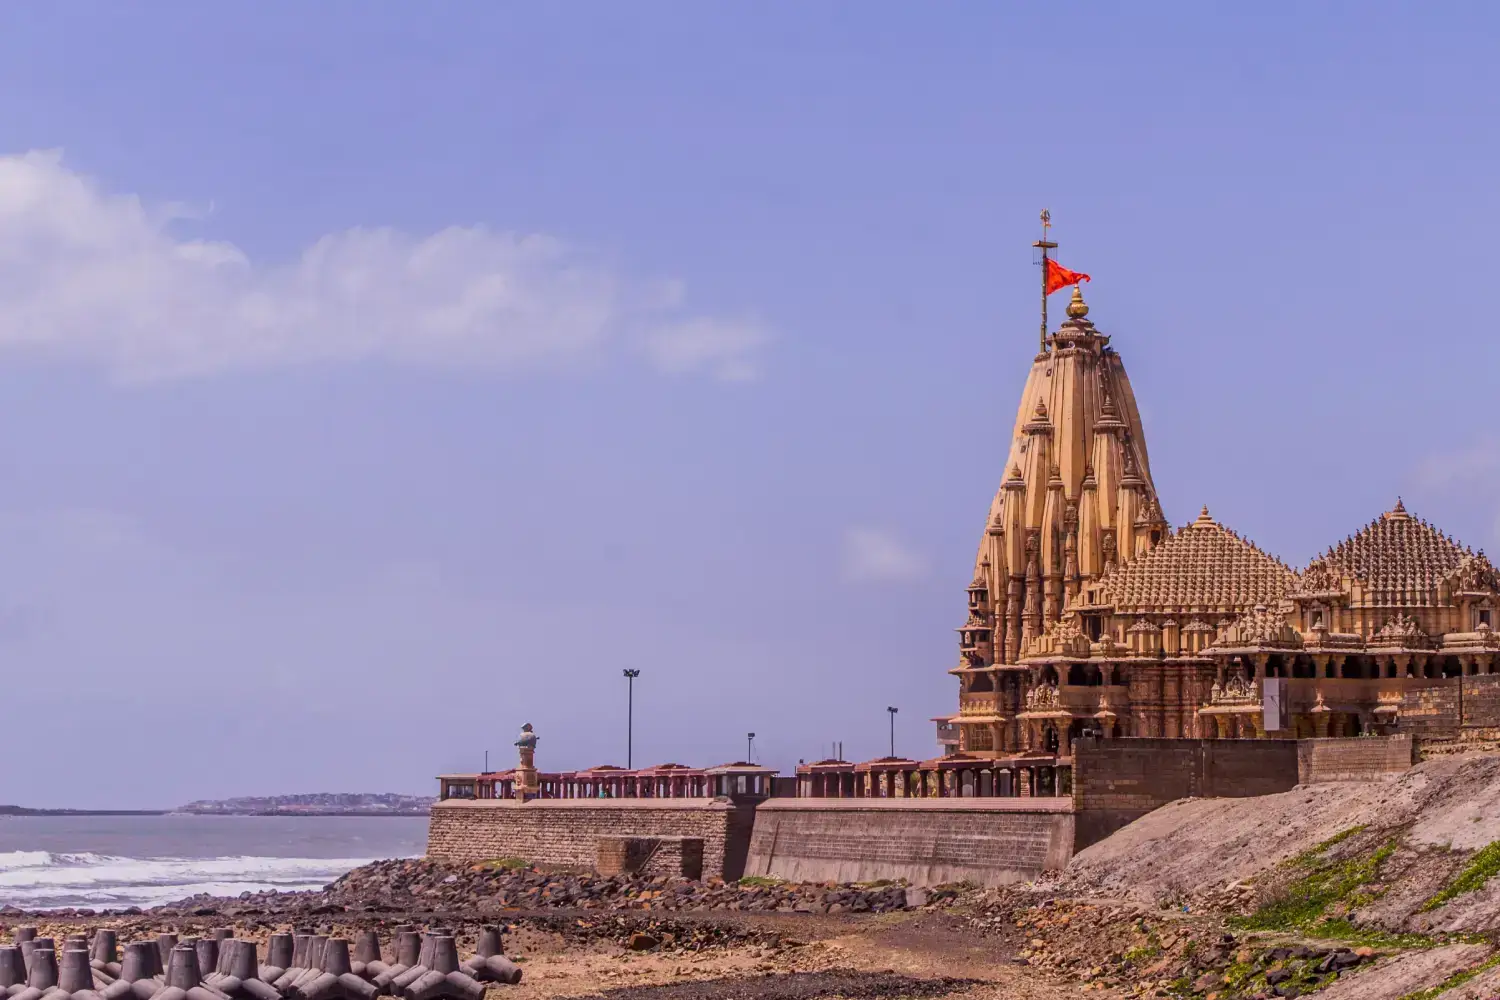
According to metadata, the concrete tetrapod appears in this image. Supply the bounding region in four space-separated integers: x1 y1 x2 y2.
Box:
0 946 27 996
159 943 235 1000
202 941 279 1000
388 936 484 1000
60 946 105 1000
11 945 58 1000
20 938 53 975
348 928 413 984
10 929 35 972
257 936 293 986
367 932 421 994
459 928 520 986
269 937 308 996
99 941 163 1000
286 940 374 1000
91 931 122 981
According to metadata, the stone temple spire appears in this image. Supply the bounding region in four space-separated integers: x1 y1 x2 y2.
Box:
966 270 1164 666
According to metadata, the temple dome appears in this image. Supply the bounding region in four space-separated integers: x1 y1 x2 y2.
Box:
1315 500 1499 607
1080 506 1295 615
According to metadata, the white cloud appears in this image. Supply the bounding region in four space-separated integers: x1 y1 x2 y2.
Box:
1416 445 1500 491
0 150 767 381
841 526 928 584
643 317 770 382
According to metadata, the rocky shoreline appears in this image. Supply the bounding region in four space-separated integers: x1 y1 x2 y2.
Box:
5 860 938 926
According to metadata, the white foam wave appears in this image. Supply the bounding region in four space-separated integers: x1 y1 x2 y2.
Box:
0 852 372 910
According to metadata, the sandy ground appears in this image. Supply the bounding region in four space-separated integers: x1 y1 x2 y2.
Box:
493 912 1112 1000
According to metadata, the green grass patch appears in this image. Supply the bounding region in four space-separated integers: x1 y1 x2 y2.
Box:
478 856 531 871
1398 953 1500 1000
1122 941 1161 965
1308 824 1369 855
738 875 786 888
1422 840 1500 912
1306 917 1436 950
1231 839 1396 932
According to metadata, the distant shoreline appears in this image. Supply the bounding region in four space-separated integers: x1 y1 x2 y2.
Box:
0 806 429 818
0 807 167 817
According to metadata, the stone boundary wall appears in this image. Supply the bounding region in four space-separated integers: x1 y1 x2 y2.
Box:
427 800 756 880
1463 675 1500 729
1297 735 1414 783
744 799 1075 887
1072 738 1301 849
1073 736 1417 847
1395 675 1500 733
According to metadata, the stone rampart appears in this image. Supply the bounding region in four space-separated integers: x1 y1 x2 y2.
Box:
1072 737 1302 848
1463 675 1500 729
743 799 1074 887
427 799 756 880
1297 735 1414 783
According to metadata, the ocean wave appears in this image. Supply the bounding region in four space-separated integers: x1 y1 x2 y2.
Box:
0 852 372 910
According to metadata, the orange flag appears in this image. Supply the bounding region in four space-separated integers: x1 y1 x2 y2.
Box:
1045 258 1091 295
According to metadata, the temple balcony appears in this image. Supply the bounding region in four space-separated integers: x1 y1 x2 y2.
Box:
958 693 1001 717
1058 688 1128 714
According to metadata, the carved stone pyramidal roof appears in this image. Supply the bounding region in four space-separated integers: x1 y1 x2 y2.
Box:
1083 506 1295 614
1316 499 1495 606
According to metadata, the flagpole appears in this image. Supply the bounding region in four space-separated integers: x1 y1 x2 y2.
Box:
1033 209 1057 354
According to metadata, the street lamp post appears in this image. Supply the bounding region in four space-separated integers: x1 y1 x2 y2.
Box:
886 706 898 758
747 732 755 762
623 669 641 769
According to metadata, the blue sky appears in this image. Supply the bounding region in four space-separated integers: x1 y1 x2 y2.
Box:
0 5 1496 807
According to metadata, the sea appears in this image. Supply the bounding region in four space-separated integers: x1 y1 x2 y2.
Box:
0 815 428 911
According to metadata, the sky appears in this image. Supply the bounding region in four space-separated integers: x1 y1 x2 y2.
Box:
0 5 1497 807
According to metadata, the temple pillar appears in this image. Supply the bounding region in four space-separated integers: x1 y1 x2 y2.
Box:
1005 578 1023 662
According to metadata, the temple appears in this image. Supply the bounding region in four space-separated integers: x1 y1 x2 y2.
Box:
947 242 1500 768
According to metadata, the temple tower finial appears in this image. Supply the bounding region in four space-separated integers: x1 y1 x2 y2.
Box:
1033 209 1057 354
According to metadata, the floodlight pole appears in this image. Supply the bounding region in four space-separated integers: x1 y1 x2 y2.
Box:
623 669 641 769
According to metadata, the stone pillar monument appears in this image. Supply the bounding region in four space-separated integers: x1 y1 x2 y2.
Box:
514 723 540 801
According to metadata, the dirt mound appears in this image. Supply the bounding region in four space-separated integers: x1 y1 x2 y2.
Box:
1062 753 1500 933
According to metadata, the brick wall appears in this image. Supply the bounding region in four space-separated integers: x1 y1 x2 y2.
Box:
1072 738 1301 848
1463 675 1500 728
1400 678 1461 735
426 800 756 880
1297 735 1413 783
744 799 1075 887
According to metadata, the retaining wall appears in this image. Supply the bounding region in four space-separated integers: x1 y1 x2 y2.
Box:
1297 735 1414 783
743 798 1075 887
426 799 756 880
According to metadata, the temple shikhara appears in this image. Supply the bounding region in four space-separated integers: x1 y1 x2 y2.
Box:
945 223 1500 768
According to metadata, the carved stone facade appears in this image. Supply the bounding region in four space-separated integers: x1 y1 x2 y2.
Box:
948 291 1500 759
